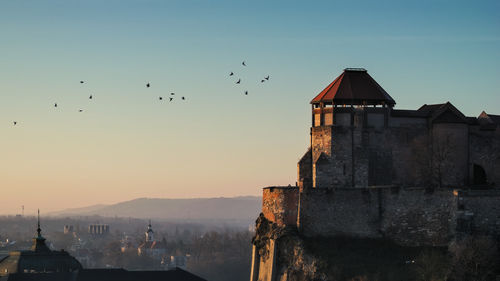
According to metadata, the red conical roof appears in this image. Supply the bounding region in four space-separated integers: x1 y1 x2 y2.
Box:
311 68 395 106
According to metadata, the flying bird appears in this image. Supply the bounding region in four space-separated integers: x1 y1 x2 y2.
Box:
89 95 93 99
242 61 246 66
13 121 17 126
236 79 241 84
265 75 270 80
79 109 83 112
159 96 163 100
80 81 84 84
261 79 265 83
181 97 185 100
229 72 234 76
170 93 175 95
146 83 150 88
245 91 248 95
169 97 173 102
54 103 58 107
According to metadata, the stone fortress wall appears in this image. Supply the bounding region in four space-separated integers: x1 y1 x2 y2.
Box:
262 186 500 247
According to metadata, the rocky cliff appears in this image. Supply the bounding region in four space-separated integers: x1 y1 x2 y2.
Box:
251 213 499 281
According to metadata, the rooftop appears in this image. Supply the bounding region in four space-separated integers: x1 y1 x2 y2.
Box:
311 68 396 106
0 211 82 276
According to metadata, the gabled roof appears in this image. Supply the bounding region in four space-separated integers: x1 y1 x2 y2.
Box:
417 104 445 115
311 68 395 106
418 102 467 124
298 147 312 165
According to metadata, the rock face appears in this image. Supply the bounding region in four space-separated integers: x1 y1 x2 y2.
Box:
250 214 325 281
251 215 424 281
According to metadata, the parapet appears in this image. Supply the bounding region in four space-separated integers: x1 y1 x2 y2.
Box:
262 186 299 227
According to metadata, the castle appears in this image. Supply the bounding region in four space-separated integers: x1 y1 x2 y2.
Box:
250 68 500 281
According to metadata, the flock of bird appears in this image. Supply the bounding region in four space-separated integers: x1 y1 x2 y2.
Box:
10 60 270 126
230 61 270 96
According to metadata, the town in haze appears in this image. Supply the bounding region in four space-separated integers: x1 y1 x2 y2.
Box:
1 1 499 281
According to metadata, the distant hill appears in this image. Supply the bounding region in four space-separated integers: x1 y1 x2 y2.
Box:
49 196 262 224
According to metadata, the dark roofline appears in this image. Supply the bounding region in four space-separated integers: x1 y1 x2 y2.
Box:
344 68 367 72
391 109 429 118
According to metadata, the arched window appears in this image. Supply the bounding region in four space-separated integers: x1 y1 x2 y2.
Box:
473 164 487 185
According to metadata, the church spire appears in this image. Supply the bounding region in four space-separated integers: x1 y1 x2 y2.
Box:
31 209 50 252
37 209 42 238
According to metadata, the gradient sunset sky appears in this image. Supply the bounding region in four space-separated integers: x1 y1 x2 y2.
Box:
0 0 499 214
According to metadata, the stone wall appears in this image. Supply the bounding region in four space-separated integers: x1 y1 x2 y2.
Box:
327 126 353 187
307 107 500 190
459 190 500 235
432 123 469 186
298 187 459 246
469 128 500 186
262 187 299 227
261 186 500 247
388 126 429 187
297 148 312 189
311 112 436 189
311 126 334 188
381 188 457 246
298 188 381 238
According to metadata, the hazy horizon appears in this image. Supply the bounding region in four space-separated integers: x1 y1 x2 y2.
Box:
1 0 499 214
0 195 262 216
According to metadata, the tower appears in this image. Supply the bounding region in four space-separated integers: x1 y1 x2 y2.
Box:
298 68 396 189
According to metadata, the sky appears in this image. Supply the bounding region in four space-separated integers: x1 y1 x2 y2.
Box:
0 0 499 214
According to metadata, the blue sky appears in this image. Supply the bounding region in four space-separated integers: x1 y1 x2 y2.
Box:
0 0 498 214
